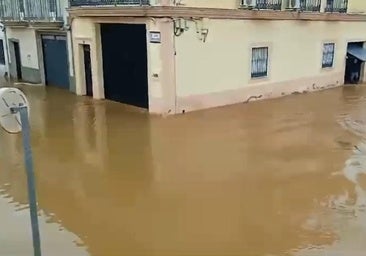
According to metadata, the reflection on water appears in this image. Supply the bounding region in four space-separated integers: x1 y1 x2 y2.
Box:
1 85 366 255
293 101 366 256
0 191 88 255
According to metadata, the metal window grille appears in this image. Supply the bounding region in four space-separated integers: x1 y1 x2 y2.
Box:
325 0 348 13
0 0 63 21
300 0 321 11
0 40 5 65
255 0 282 10
322 43 335 68
251 47 268 78
69 0 150 6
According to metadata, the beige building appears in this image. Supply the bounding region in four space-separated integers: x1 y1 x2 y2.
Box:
69 0 366 115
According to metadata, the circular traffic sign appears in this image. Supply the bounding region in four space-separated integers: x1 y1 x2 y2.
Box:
0 87 29 134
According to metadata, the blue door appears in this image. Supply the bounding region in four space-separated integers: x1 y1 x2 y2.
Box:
42 35 69 90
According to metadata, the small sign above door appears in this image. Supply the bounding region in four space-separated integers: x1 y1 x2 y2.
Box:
149 31 161 44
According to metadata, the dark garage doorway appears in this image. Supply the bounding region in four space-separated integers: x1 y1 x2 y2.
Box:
101 24 149 109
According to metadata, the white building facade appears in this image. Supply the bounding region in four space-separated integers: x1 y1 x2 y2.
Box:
0 0 75 91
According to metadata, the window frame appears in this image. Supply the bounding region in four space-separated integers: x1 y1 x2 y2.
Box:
322 42 335 68
251 46 269 79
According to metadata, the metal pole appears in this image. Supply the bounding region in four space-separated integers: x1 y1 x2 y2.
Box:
18 106 42 256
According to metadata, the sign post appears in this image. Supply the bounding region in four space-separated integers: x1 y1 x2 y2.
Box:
0 88 41 256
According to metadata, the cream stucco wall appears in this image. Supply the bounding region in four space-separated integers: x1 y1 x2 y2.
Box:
174 19 366 112
72 16 366 114
72 18 102 97
347 0 366 13
70 0 366 114
7 28 38 69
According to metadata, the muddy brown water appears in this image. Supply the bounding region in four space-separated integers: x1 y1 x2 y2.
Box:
1 84 366 256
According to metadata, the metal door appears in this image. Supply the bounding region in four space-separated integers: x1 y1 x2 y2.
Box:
101 24 149 109
42 35 69 89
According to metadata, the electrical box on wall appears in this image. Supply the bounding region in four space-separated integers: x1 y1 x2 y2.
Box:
149 31 161 44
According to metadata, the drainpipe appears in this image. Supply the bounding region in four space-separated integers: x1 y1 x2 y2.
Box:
66 18 76 94
66 0 76 92
68 26 76 92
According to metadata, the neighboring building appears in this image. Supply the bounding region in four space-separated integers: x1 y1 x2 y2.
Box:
0 23 8 78
0 0 74 91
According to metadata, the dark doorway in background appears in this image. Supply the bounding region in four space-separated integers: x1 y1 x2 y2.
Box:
13 41 22 80
83 44 93 97
345 42 366 84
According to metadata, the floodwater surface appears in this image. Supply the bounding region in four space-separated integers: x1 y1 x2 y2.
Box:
1 84 366 256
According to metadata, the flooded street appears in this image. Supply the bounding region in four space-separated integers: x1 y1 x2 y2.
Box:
1 85 366 255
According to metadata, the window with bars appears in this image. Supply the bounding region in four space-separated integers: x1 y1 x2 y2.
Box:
49 0 57 12
0 40 5 65
19 0 25 13
322 43 335 68
251 47 268 78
